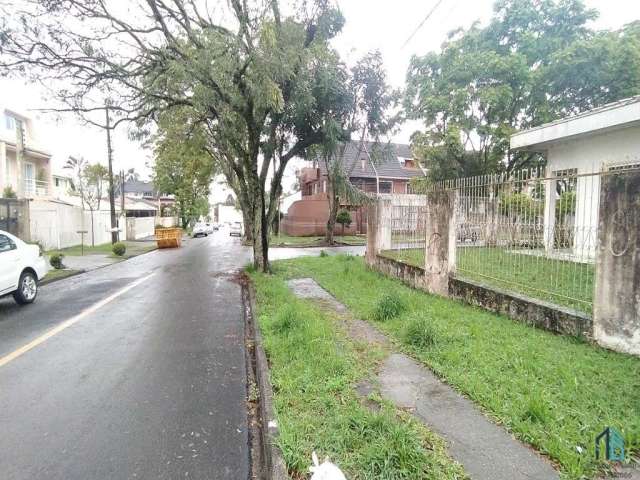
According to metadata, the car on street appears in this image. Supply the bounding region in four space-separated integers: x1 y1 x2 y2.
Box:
192 223 209 237
0 230 48 305
229 221 243 237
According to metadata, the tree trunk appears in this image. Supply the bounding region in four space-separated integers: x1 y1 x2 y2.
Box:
325 191 338 245
90 210 95 247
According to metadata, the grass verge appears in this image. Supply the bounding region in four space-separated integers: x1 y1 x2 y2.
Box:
272 254 640 479
269 234 366 247
42 269 81 283
47 240 156 259
249 269 466 479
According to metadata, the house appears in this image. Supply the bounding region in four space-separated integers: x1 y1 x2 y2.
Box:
510 95 640 258
121 179 175 214
0 108 53 199
283 141 425 236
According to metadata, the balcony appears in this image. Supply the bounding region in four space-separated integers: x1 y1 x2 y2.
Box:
24 179 49 198
299 167 319 184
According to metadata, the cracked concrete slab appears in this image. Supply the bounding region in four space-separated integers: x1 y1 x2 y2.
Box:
287 277 560 480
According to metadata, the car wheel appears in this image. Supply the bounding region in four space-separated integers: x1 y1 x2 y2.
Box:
13 271 38 305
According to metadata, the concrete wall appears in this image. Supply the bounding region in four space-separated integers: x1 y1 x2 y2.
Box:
126 217 156 240
369 253 593 338
593 169 640 355
29 200 113 249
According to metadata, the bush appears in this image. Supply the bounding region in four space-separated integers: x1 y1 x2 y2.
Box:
319 250 328 257
336 209 352 233
2 185 17 199
49 253 65 270
112 242 126 256
155 224 165 230
372 292 407 322
403 315 438 349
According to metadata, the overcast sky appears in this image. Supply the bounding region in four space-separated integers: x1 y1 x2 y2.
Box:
1 0 638 200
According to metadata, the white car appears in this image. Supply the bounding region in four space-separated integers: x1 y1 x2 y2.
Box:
229 222 243 237
192 223 208 237
0 230 48 305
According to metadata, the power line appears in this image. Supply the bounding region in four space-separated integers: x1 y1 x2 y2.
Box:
402 0 446 49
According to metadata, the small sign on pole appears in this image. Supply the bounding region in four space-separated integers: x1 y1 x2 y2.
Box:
76 230 88 256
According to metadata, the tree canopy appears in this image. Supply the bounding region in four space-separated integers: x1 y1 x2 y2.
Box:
405 0 640 181
0 0 360 271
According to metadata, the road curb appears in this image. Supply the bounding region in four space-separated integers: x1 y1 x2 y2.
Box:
245 282 289 480
40 269 86 286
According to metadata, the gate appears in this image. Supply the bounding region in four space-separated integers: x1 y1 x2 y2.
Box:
0 198 29 238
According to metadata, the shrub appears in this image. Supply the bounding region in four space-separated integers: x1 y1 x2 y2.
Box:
2 185 17 199
271 305 300 333
336 209 352 234
49 253 65 270
155 224 165 230
372 292 407 322
319 250 328 258
403 315 438 349
112 242 126 256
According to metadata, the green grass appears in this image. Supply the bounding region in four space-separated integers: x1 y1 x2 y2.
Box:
250 269 466 479
43 269 81 283
47 241 156 259
270 234 366 247
271 255 640 479
381 247 594 313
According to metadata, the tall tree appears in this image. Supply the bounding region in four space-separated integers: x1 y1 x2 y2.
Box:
153 109 215 229
0 0 349 272
311 51 396 244
404 0 640 179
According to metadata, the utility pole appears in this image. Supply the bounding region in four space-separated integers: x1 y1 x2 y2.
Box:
105 105 118 243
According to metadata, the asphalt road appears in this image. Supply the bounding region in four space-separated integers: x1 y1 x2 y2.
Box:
0 232 252 480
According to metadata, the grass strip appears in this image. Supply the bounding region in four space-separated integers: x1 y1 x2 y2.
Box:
250 269 466 479
272 254 640 479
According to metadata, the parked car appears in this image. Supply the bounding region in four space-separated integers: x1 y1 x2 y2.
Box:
205 223 215 234
229 222 243 237
192 223 208 237
0 230 47 305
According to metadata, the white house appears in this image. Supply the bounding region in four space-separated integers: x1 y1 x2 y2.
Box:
0 108 54 199
510 96 640 258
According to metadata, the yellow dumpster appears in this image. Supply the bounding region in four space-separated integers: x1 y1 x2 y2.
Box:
155 227 182 248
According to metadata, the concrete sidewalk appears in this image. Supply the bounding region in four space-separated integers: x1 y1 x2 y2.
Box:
287 277 560 480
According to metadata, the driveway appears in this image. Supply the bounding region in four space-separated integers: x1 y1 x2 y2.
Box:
0 232 251 480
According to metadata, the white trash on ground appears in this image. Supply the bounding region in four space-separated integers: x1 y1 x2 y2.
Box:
309 451 346 480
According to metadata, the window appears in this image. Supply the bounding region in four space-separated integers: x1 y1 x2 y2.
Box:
143 191 154 198
0 234 16 253
379 181 392 194
608 162 640 172
55 177 61 187
4 113 16 131
406 183 413 194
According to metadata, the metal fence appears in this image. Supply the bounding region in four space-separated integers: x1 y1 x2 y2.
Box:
380 165 640 314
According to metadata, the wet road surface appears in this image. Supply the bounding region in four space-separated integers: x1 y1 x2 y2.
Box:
0 233 251 480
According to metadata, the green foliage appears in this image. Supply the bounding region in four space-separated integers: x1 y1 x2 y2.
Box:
49 253 64 270
499 192 542 218
2 185 17 198
274 255 640 478
112 242 126 256
319 250 328 257
336 209 352 229
403 314 438 349
405 1 640 177
249 267 464 479
372 292 407 322
153 108 215 229
556 190 577 218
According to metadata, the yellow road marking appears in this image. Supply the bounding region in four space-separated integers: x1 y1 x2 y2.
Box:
0 272 155 368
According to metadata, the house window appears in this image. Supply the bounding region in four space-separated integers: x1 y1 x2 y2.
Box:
55 177 61 187
608 162 640 172
406 183 413 194
4 113 16 131
143 191 154 198
379 181 392 194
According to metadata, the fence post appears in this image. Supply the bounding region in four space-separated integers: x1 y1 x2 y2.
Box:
424 190 457 296
366 196 391 266
593 169 640 356
543 169 557 252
